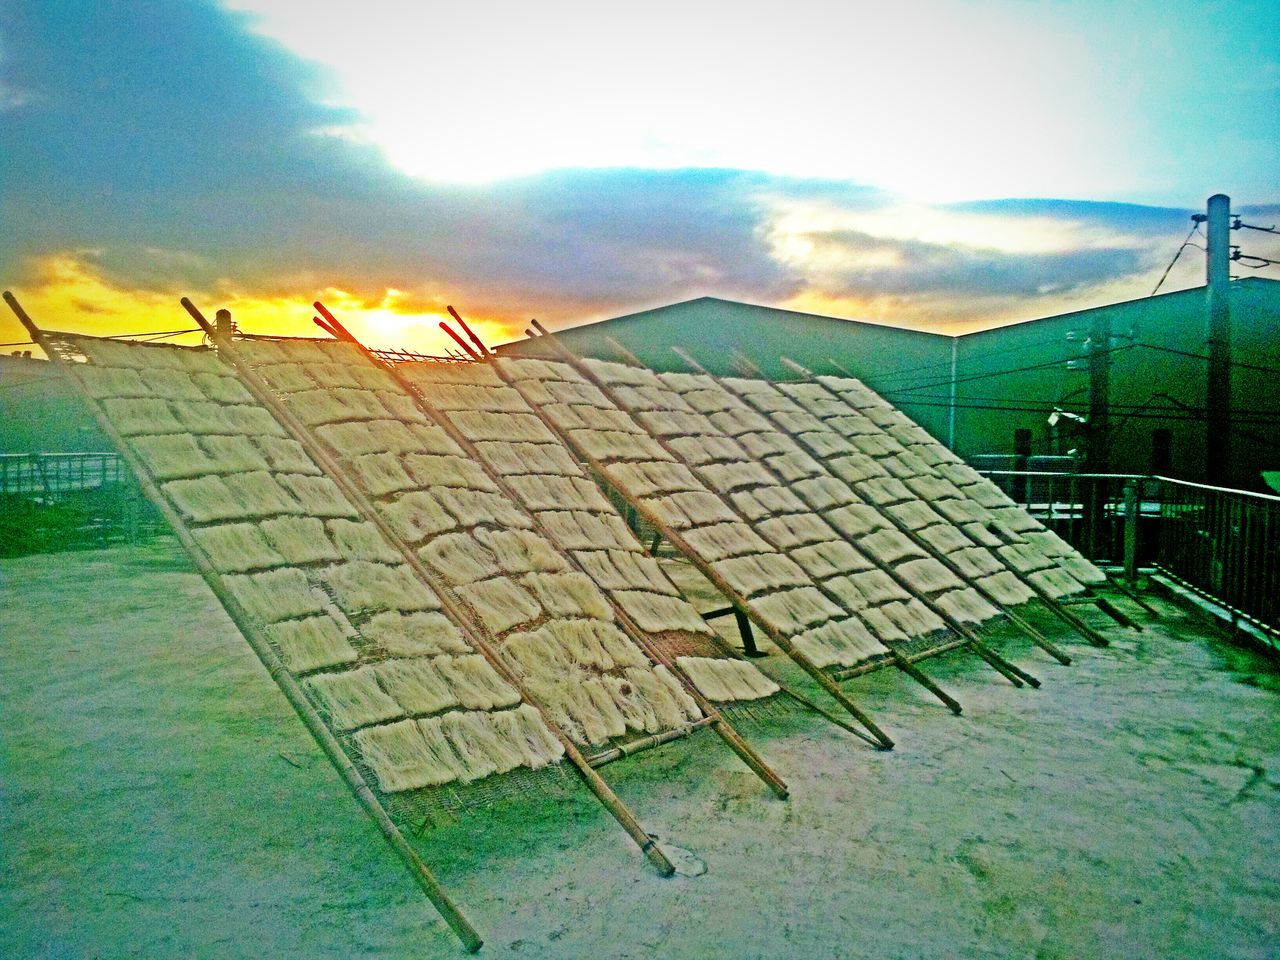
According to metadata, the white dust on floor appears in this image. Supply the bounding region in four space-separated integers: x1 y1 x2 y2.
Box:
2 542 1279 959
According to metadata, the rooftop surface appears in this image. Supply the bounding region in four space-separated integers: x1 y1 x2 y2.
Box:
3 540 1278 959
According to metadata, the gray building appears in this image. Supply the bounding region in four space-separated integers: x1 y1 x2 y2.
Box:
498 278 1280 490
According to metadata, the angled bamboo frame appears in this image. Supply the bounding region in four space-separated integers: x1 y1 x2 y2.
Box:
497 322 903 748
303 301 788 798
691 349 1074 667
178 298 686 884
3 292 484 952
531 329 1045 700
603 345 1036 702
667 349 1068 671
788 355 1118 648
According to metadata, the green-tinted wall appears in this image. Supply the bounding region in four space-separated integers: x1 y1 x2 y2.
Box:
0 356 110 453
948 281 1279 487
501 297 954 440
499 282 1280 490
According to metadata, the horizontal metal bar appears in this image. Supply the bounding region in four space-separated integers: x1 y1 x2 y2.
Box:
979 469 1280 504
701 605 739 620
978 470 1148 481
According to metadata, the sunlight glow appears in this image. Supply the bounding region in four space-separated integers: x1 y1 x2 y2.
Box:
2 256 525 358
761 196 1148 267
222 0 1193 203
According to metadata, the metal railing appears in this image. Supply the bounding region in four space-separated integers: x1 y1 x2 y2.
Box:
0 452 161 556
978 467 1280 646
1154 477 1280 645
978 468 1147 563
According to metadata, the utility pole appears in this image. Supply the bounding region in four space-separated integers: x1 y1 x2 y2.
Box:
1083 311 1112 556
1204 194 1232 485
947 336 958 450
214 308 234 342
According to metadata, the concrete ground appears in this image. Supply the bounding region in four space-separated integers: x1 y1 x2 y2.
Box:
2 539 1278 959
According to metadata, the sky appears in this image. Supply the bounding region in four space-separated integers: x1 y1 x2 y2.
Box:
1 0 1277 355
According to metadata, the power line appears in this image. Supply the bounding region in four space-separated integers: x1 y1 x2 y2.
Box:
1232 249 1280 269
883 343 1136 395
872 340 1280 406
871 395 1280 426
133 328 203 342
1150 222 1204 297
1232 217 1279 235
105 327 201 340
865 333 1067 386
875 390 1280 418
1137 342 1280 375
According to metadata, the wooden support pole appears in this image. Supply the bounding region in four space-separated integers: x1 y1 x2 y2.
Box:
891 655 964 713
509 328 897 749
728 350 764 378
6 291 483 954
732 607 764 658
1037 596 1111 646
184 297 681 877
1105 574 1161 617
313 315 342 339
437 321 483 361
1090 595 1142 631
311 302 789 800
968 638 1040 687
446 306 491 358
765 355 1071 667
605 336 645 368
832 636 968 679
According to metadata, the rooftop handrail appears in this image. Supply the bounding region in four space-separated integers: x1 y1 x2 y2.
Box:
977 468 1280 502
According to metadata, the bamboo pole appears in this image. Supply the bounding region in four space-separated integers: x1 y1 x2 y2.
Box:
317 302 790 800
508 322 898 749
1072 595 1141 631
832 636 972 679
446 306 492 358
438 321 484 361
587 717 717 767
3 292 483 954
313 315 342 339
181 298 678 879
1104 574 1160 617
788 355 1113 649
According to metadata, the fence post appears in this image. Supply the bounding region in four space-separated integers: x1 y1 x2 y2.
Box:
1124 481 1139 586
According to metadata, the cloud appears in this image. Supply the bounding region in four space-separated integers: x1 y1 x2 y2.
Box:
0 1 1246 354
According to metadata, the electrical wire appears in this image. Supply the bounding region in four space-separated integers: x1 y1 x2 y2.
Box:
873 339 1280 408
1233 217 1280 235
1149 223 1204 297
1232 250 1280 269
871 395 1280 426
105 327 201 341
1137 342 1280 376
882 343 1136 395
871 390 1280 418
863 333 1066 386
